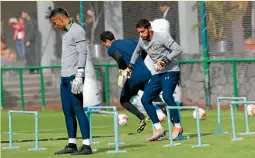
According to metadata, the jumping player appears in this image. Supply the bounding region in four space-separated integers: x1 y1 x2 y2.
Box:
126 19 183 141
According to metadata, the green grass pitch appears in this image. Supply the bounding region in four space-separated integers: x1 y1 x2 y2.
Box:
1 109 255 158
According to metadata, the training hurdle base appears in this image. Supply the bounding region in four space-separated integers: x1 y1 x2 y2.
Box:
164 106 209 148
215 97 247 134
2 110 47 151
153 101 189 141
229 101 255 142
86 106 126 154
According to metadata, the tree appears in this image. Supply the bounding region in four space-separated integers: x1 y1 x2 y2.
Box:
88 1 104 43
193 1 248 41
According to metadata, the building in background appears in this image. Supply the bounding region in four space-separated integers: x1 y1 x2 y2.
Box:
1 1 255 110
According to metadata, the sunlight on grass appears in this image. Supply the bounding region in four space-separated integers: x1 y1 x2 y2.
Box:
1 109 255 158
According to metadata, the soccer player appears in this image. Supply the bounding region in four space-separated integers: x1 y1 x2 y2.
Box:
49 8 92 155
126 19 183 141
100 31 152 133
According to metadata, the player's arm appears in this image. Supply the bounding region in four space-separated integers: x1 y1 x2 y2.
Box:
161 34 183 61
108 49 127 70
107 47 128 87
154 33 183 70
73 26 88 70
126 42 143 77
130 39 147 60
129 41 142 67
71 25 87 94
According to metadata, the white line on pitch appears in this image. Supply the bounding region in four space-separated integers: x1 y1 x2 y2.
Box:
1 126 111 134
180 113 245 117
182 132 229 135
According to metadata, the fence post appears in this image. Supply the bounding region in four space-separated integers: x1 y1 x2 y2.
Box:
79 1 85 28
18 69 25 111
232 61 239 110
1 69 4 108
39 68 46 110
104 65 110 106
200 1 211 110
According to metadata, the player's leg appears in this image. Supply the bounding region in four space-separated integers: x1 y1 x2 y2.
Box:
139 84 167 121
54 77 78 155
141 75 165 141
129 82 151 133
120 82 150 133
120 93 145 121
70 77 92 155
153 95 167 117
160 71 182 140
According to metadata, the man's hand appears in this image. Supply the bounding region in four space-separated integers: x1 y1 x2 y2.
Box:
71 69 84 94
25 41 31 47
154 57 169 71
125 64 134 78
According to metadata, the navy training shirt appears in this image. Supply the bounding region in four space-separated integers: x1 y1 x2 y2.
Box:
107 39 151 84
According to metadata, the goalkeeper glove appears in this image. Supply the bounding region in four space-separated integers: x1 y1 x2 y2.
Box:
118 70 128 88
154 57 169 71
71 68 84 94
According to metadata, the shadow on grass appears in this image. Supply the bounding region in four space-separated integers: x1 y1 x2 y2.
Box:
186 132 213 139
92 143 148 153
1 133 138 144
160 131 213 142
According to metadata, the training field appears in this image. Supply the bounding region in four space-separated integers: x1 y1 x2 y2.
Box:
1 109 255 158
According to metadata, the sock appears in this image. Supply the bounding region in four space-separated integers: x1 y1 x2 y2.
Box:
174 123 181 128
83 139 91 146
68 138 76 144
153 122 163 129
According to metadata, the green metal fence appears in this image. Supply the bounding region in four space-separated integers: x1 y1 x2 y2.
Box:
1 58 254 111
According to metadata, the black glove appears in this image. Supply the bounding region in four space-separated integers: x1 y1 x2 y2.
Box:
127 63 134 70
160 57 169 68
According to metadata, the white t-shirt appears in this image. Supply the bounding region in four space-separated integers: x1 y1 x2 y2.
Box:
17 32 23 40
150 18 170 35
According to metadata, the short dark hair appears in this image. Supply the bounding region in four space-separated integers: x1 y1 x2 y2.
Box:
49 8 69 19
100 31 115 42
136 19 151 29
159 2 168 6
21 10 31 15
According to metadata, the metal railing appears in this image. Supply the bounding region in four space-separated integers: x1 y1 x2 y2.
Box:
1 58 255 110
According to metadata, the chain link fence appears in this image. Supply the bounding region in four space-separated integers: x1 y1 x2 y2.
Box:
1 1 254 109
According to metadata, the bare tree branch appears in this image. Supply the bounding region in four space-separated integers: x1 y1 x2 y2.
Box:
89 2 104 43
95 2 99 17
93 7 103 30
89 2 93 10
